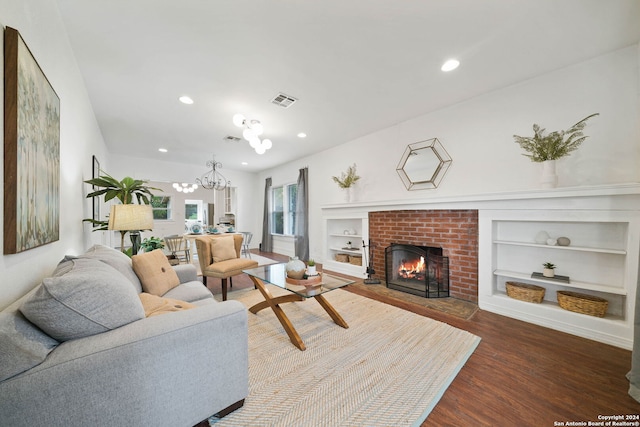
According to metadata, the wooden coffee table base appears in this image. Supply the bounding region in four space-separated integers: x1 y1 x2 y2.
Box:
247 276 349 351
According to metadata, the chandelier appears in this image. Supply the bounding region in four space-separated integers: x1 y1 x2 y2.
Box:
172 182 198 193
233 113 272 154
196 156 228 191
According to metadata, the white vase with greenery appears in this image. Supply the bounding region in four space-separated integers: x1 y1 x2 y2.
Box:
513 113 598 188
332 163 360 202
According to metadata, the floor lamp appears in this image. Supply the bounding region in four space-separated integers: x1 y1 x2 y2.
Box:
108 204 154 255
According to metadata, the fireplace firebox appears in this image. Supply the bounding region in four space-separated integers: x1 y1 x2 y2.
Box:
384 243 449 298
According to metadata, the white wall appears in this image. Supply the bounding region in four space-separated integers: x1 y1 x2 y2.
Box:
257 45 640 263
0 0 109 309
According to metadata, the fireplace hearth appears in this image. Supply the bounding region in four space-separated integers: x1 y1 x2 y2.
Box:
385 243 449 298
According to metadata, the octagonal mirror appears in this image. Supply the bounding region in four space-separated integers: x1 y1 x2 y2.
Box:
396 138 452 190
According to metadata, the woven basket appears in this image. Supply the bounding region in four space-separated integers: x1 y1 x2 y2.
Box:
335 254 349 263
505 281 545 303
557 291 608 317
349 255 362 266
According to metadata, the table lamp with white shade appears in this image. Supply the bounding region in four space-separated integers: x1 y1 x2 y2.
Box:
108 204 153 255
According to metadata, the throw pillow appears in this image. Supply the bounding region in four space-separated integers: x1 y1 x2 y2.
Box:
138 293 196 317
20 258 145 342
211 236 237 262
131 249 180 296
81 244 144 293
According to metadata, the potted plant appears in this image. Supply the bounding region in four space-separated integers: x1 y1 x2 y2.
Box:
542 262 556 278
307 259 317 276
513 113 598 188
332 163 360 202
140 236 165 253
83 172 161 255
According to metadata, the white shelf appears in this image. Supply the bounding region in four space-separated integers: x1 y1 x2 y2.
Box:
329 233 362 238
494 269 626 295
329 247 362 254
493 240 626 255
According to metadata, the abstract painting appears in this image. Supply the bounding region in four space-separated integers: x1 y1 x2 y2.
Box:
4 27 60 254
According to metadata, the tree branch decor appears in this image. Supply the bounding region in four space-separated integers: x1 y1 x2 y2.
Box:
513 113 599 162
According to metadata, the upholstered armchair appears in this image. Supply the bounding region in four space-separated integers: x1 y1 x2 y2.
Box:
195 234 258 300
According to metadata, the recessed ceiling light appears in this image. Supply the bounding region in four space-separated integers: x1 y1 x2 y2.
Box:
158 148 168 153
179 95 194 104
441 59 460 72
241 162 248 166
297 132 307 138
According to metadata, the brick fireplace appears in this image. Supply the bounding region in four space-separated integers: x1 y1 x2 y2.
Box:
368 210 478 303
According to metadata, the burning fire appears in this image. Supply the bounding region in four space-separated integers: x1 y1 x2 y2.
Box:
398 256 426 280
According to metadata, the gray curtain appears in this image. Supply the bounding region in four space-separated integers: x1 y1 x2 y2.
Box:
294 167 309 260
627 268 640 402
261 177 273 253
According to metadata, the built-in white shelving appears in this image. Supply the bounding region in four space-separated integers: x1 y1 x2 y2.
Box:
322 216 368 277
479 209 640 350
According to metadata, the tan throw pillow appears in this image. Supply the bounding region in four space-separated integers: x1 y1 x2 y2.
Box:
138 293 196 317
132 249 180 296
211 236 237 262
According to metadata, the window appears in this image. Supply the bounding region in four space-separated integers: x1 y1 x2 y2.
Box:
271 183 297 235
151 196 171 220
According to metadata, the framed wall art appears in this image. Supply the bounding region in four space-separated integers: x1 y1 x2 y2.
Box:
4 27 60 254
92 155 100 221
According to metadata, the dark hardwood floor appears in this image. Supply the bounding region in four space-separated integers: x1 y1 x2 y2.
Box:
211 251 640 426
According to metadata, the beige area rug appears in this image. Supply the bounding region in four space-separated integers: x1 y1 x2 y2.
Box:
210 287 481 427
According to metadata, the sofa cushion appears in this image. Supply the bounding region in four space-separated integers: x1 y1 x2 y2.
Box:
132 249 180 296
82 244 143 293
211 236 237 262
138 293 196 317
0 291 59 382
20 258 145 342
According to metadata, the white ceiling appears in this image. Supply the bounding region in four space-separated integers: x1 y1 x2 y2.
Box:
54 0 640 173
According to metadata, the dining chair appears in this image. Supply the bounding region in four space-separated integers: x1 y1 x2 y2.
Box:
241 232 253 258
164 235 191 264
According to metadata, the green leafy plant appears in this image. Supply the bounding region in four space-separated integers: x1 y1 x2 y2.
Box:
332 163 360 188
307 259 315 266
140 236 165 252
543 262 556 269
513 113 599 162
83 172 161 231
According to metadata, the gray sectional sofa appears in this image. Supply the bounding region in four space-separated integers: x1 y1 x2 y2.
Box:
0 244 248 427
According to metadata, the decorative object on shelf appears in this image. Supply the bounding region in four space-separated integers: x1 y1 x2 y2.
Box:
172 182 198 193
546 238 557 246
557 237 571 246
531 272 570 283
140 236 164 252
306 259 317 276
513 113 599 188
396 138 452 191
557 291 608 318
335 254 349 263
196 155 228 191
349 255 363 266
4 27 61 254
535 231 549 244
542 262 556 278
506 281 545 303
232 113 273 154
346 241 352 249
190 223 203 234
286 256 306 279
332 163 360 202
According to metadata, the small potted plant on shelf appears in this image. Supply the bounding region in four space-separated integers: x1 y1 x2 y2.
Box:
307 259 317 276
542 262 556 278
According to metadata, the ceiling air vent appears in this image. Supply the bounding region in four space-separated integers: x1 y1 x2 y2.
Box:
271 92 298 108
223 135 242 142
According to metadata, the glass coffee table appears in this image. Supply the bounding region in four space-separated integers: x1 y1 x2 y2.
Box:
243 263 354 351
